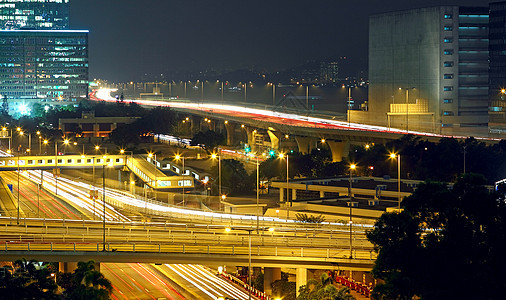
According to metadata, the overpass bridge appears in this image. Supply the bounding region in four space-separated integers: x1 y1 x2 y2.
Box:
92 88 497 162
0 216 375 294
0 153 195 191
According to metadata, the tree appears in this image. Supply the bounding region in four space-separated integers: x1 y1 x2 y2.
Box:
366 174 506 299
297 273 355 300
210 159 254 195
59 260 112 300
272 272 296 300
190 130 225 150
0 259 58 299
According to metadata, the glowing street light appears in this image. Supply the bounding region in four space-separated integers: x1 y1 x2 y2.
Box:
389 153 401 209
175 154 186 206
349 163 356 258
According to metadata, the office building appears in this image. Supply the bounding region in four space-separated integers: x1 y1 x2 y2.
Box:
0 0 69 30
367 6 489 136
0 0 88 117
320 61 339 83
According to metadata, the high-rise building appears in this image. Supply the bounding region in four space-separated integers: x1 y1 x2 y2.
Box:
367 6 489 136
0 0 88 117
0 0 69 30
319 61 339 83
489 1 506 131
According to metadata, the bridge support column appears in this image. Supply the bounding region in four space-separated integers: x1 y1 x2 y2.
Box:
191 116 202 135
245 126 256 152
296 268 310 297
295 137 316 154
129 172 135 194
224 122 236 146
59 262 78 273
267 130 282 150
263 267 281 296
292 189 297 200
326 140 350 162
320 191 325 198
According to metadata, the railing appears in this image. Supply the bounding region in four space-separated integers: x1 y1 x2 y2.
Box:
335 275 373 298
220 272 272 300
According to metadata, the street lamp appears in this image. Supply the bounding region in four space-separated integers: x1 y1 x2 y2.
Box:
148 152 157 201
102 155 111 252
349 163 356 258
225 226 275 300
279 153 289 219
175 154 185 206
399 87 415 133
211 152 223 206
389 153 401 209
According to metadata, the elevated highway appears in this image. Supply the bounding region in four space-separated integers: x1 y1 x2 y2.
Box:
92 88 498 162
0 217 374 271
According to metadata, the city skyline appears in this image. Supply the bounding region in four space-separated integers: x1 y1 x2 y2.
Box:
71 0 491 82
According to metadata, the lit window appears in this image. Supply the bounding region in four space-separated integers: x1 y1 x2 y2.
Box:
444 14 453 19
444 99 453 103
443 111 454 116
444 62 454 67
444 86 453 91
444 74 454 79
444 37 453 43
444 50 454 55
444 26 453 31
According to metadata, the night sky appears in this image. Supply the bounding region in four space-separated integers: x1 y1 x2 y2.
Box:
71 0 492 82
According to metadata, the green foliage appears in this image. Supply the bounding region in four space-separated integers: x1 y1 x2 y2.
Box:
59 260 112 300
0 259 58 299
190 130 226 150
210 159 254 195
366 174 506 299
272 272 296 300
110 106 177 146
295 213 326 223
297 273 355 300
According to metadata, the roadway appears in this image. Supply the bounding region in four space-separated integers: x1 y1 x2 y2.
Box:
92 88 497 141
0 171 268 299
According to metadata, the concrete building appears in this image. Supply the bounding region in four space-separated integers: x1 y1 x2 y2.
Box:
489 1 506 133
366 6 489 136
59 111 139 138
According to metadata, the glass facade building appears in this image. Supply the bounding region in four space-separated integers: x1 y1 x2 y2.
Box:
0 1 88 116
0 30 88 103
0 0 69 30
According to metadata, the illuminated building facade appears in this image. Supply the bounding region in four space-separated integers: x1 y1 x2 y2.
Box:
0 0 69 30
368 6 489 136
0 0 88 117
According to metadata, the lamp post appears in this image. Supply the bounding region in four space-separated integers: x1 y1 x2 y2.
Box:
211 152 222 207
279 153 289 219
148 152 157 201
399 87 415 133
349 163 356 258
16 147 20 224
225 226 275 300
390 153 401 209
102 155 108 252
256 154 260 232
348 86 353 127
175 154 185 206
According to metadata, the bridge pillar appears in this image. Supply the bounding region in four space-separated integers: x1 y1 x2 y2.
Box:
191 116 202 135
295 136 316 154
267 130 282 150
326 140 350 162
224 122 236 146
292 189 297 200
245 126 256 152
59 262 78 273
263 267 281 296
296 268 310 297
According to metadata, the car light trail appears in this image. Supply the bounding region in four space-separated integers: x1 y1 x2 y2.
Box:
92 88 498 141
